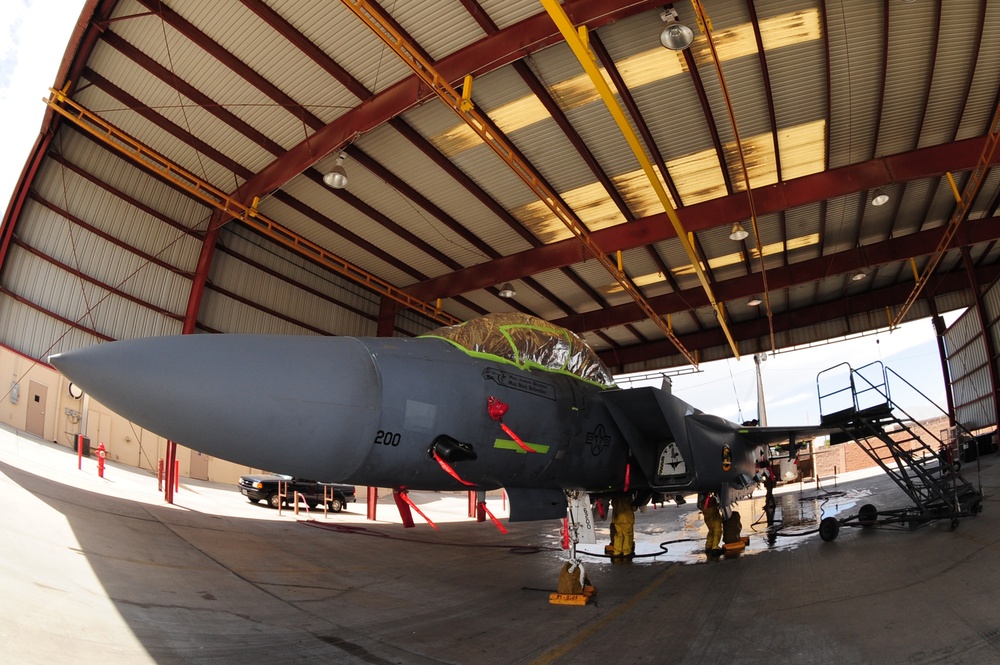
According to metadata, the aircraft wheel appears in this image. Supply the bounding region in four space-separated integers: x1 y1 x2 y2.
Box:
329 497 344 513
267 493 282 509
819 517 840 542
859 504 878 527
950 517 960 531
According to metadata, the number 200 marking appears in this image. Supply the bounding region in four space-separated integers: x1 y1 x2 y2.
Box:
374 430 401 446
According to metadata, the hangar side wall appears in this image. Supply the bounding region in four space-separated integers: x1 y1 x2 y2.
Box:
0 343 256 486
945 288 998 430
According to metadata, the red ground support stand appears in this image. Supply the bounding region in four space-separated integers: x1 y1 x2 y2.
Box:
76 434 85 470
164 440 176 504
366 486 378 520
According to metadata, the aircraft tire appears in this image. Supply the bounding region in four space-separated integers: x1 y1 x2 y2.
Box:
819 517 840 542
859 504 878 527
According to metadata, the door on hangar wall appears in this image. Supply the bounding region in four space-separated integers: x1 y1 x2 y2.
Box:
190 450 209 480
25 381 47 439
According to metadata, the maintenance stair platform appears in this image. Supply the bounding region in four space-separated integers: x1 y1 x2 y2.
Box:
814 361 983 541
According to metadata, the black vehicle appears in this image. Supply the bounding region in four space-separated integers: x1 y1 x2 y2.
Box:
239 474 356 512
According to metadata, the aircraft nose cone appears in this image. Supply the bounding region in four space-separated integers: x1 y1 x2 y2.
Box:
50 335 380 480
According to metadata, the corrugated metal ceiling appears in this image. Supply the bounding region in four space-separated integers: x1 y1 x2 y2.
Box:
2 0 999 374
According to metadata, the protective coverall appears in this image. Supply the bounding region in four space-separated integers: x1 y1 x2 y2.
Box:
610 494 635 557
701 493 723 553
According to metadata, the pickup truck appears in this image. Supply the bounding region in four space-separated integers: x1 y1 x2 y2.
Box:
239 474 356 512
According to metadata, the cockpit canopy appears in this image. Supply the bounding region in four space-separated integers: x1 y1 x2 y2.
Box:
423 313 615 387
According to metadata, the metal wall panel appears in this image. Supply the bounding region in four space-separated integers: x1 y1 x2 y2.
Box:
874 0 938 157
365 123 535 259
221 227 379 323
206 248 374 338
258 183 420 289
477 0 541 30
111 0 322 153
825 1 884 168
955 1 1000 141
944 302 995 429
0 297 105 361
917 0 985 150
74 85 243 196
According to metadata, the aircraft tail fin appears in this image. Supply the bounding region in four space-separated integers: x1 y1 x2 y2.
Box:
601 386 694 490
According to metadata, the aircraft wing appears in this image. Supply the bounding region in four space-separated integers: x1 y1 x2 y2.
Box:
736 424 840 448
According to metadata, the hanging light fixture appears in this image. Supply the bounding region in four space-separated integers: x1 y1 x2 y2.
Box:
729 222 749 241
871 187 889 206
747 296 762 306
659 5 694 51
323 153 349 189
498 282 516 298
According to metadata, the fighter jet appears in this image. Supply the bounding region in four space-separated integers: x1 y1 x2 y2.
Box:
50 313 811 521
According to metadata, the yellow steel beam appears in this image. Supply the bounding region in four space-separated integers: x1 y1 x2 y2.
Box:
540 0 738 360
690 0 774 354
44 87 460 327
891 101 1000 328
339 0 699 366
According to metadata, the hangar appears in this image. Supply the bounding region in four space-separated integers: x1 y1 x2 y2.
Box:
2 0 1000 661
2 0 1000 477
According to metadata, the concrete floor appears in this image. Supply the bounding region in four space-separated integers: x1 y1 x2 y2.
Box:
3 424 1000 664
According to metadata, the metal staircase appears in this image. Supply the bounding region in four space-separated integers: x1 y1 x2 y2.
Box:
815 361 982 540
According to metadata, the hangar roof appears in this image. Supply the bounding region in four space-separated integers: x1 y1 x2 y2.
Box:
2 0 999 373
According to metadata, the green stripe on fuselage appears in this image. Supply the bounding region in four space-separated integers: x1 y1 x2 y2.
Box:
493 439 550 454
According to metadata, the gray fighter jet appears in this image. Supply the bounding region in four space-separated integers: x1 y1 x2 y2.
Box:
50 313 812 521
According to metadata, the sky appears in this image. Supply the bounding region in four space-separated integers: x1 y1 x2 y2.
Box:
1 0 86 207
617 312 964 427
0 0 967 424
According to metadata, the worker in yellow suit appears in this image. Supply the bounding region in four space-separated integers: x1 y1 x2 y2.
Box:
610 494 635 560
700 493 723 555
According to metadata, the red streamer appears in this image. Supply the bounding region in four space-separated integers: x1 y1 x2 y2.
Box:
500 422 536 454
478 501 508 534
397 490 439 531
433 451 476 486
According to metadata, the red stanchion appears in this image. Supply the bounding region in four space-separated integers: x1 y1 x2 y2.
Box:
157 459 164 491
174 459 179 493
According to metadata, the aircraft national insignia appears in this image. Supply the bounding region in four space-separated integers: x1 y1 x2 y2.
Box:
587 424 611 456
722 445 732 471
